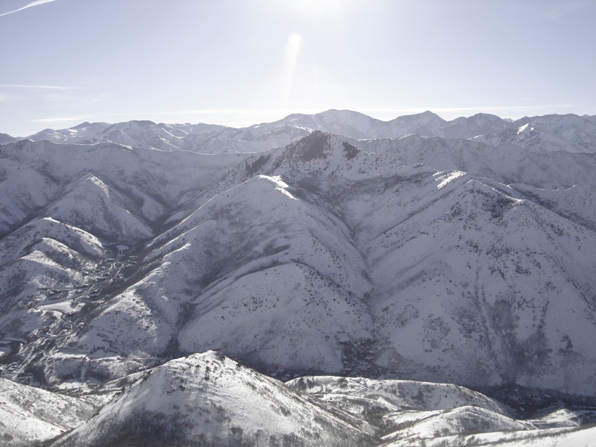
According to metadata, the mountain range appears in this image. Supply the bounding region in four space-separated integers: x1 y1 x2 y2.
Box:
1 110 595 446
8 109 596 154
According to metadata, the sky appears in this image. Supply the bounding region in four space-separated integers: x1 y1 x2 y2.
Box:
0 0 595 136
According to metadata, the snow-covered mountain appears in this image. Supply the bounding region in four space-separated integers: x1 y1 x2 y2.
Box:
9 109 596 154
51 351 377 447
1 110 596 445
514 114 596 151
0 133 17 144
5 352 596 446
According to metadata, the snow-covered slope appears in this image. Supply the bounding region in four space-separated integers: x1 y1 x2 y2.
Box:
26 120 231 152
52 352 377 447
364 175 596 391
273 109 450 139
0 133 17 144
4 352 593 446
0 139 251 384
0 377 95 445
3 130 595 395
194 132 596 393
28 122 111 145
443 113 515 139
1 110 596 445
0 352 579 447
515 114 596 151
44 174 154 241
0 139 250 234
473 123 594 154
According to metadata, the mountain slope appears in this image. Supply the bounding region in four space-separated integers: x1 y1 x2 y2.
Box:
4 353 591 446
514 114 596 151
3 130 595 397
0 133 17 144
0 377 95 446
51 352 378 447
0 139 251 236
1 111 596 445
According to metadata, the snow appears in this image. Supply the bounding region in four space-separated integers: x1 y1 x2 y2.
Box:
4 123 596 395
0 377 95 444
267 174 299 199
20 108 595 154
18 352 591 446
1 110 596 445
433 170 466 189
0 344 11 357
517 123 531 134
383 425 596 447
54 353 376 447
38 299 77 314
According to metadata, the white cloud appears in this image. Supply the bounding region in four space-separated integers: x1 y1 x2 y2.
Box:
0 0 56 18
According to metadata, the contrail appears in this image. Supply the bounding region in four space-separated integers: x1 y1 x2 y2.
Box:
0 0 56 18
0 84 76 90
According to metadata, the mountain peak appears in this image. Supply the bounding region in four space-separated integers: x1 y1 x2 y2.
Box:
284 130 335 162
71 121 91 129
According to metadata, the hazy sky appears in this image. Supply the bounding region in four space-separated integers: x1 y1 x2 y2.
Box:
1 0 595 136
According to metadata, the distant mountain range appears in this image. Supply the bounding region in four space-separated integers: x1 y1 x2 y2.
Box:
5 109 596 154
1 110 595 446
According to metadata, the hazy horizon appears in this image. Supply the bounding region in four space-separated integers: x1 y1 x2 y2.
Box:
6 107 596 139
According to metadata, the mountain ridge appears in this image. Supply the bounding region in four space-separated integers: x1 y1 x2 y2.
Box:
4 109 596 155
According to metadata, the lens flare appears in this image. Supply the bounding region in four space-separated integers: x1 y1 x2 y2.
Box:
282 33 302 107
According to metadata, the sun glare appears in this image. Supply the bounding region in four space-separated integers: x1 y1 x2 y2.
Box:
282 33 302 107
295 0 343 21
